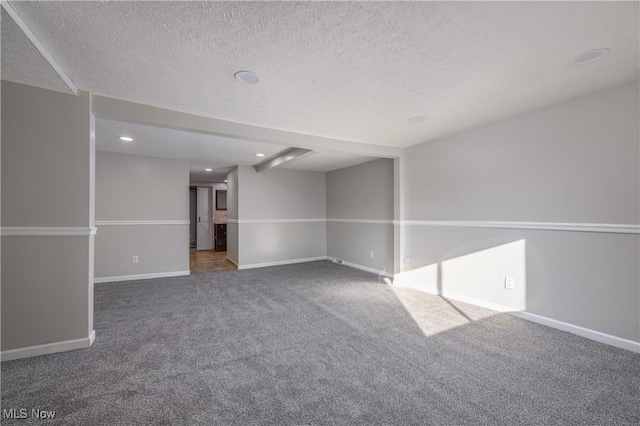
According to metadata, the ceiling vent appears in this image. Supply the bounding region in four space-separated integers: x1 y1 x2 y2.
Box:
234 71 260 84
568 48 611 67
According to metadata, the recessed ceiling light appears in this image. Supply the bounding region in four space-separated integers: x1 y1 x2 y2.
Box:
568 48 611 67
408 116 427 124
118 136 134 142
234 70 260 85
255 153 265 157
205 168 212 172
224 180 228 183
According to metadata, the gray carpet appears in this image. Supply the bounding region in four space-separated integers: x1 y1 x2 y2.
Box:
2 261 639 425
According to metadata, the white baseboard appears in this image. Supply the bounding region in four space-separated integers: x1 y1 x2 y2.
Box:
94 270 190 283
1 330 96 362
238 256 329 270
226 257 238 266
418 287 517 313
391 281 639 353
509 311 640 354
338 259 393 278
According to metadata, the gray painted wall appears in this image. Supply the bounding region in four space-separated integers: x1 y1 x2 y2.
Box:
96 152 188 221
1 81 93 352
239 222 326 266
327 222 394 274
326 159 395 274
2 82 92 227
236 166 326 266
400 80 640 342
2 237 93 348
404 81 639 223
239 167 326 220
95 151 189 279
327 159 394 220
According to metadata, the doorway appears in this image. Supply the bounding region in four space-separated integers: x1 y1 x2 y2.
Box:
189 185 236 273
190 186 213 250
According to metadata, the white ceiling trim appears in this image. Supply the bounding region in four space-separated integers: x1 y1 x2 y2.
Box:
1 0 77 94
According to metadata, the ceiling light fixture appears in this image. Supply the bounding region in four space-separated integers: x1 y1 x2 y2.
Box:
234 70 260 85
118 136 134 142
407 116 427 124
205 168 212 172
568 48 611 67
224 180 228 183
255 153 265 157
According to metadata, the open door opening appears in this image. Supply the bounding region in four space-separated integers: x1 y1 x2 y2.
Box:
189 185 236 274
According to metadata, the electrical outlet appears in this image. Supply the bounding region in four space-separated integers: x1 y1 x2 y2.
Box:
404 257 411 266
132 256 139 264
369 250 374 259
504 276 515 290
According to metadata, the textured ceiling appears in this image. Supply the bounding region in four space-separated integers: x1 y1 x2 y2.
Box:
96 118 374 182
0 8 72 93
5 1 640 148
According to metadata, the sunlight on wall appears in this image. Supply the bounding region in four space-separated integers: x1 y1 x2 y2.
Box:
393 263 439 293
442 239 526 311
388 239 526 337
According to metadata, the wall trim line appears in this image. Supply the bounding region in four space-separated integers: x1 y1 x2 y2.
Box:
393 220 639 234
94 270 190 283
228 218 393 225
327 218 393 224
238 256 329 270
1 330 95 362
211 218 637 234
231 218 326 224
95 220 190 226
1 227 97 237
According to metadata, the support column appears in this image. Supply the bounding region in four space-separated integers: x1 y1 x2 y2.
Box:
1 81 95 361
